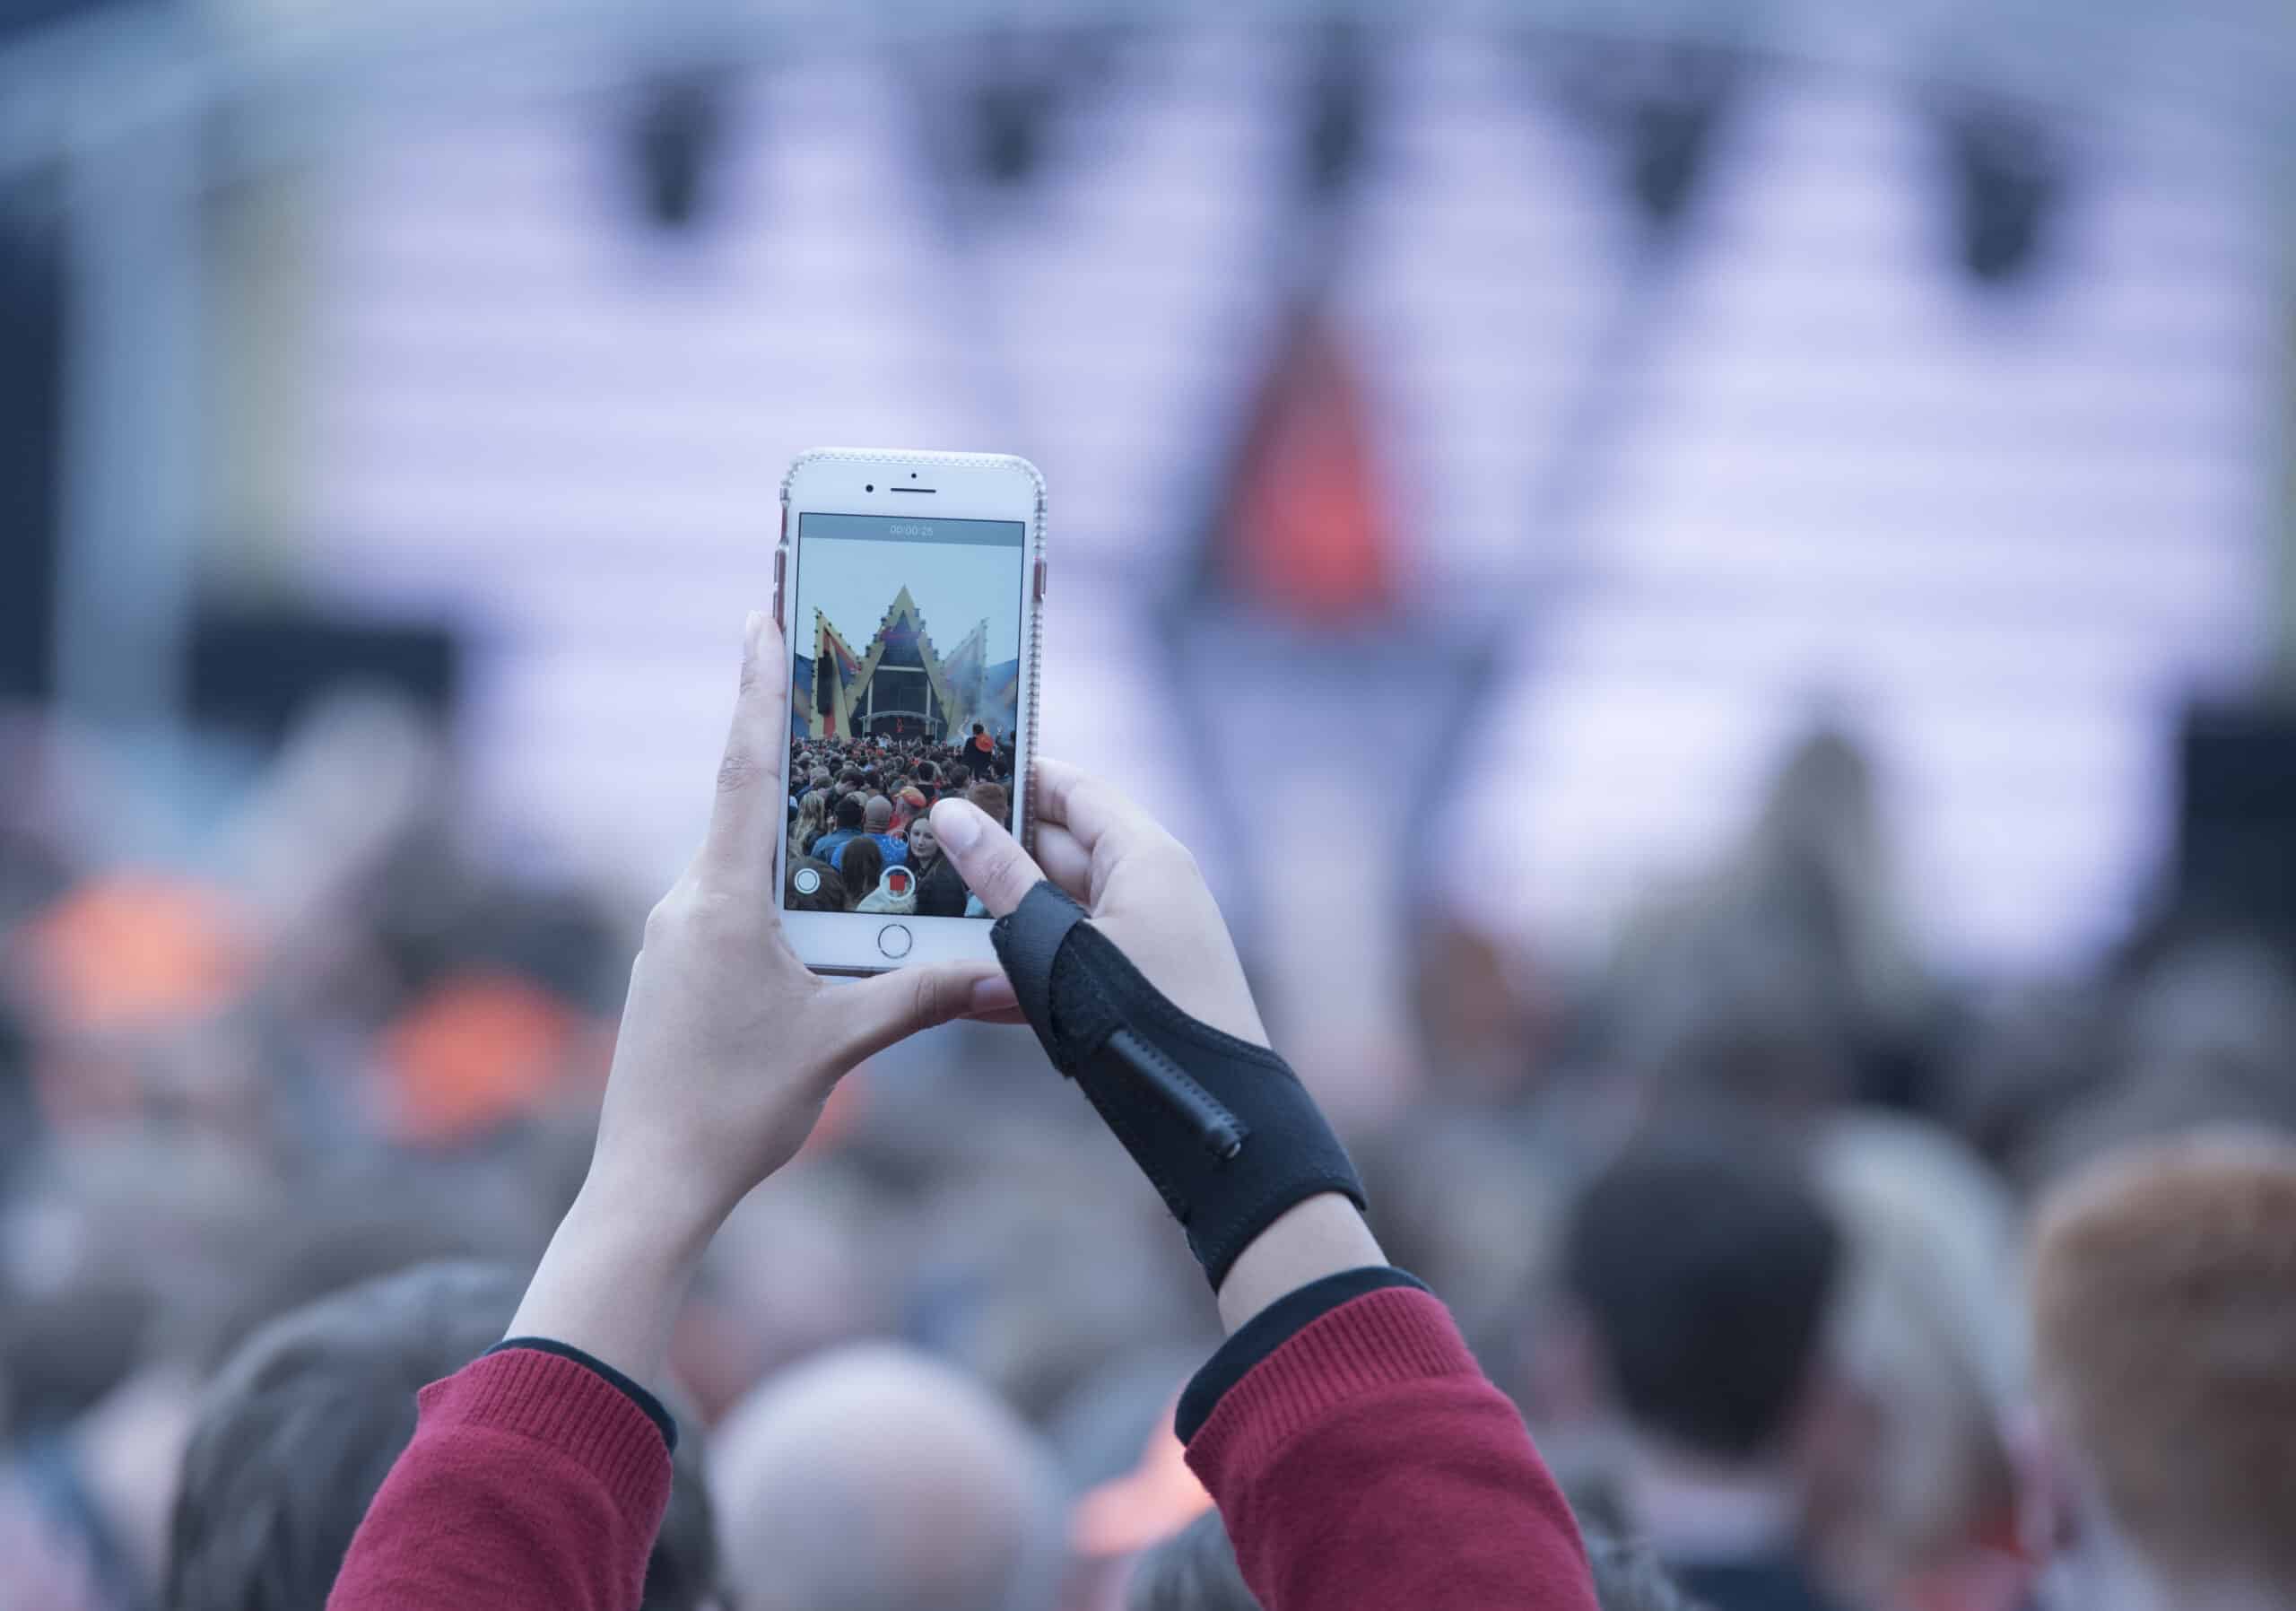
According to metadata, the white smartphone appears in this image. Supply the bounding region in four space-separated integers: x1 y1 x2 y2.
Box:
774 448 1046 975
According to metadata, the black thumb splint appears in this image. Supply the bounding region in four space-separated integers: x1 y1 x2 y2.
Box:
991 882 1366 1290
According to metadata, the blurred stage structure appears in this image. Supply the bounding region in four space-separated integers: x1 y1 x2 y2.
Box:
2 0 2292 1074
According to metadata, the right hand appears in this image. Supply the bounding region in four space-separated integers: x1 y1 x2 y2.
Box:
927 759 1269 1047
933 760 1386 1329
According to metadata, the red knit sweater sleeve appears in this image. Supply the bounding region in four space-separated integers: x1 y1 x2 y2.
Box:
1185 1286 1599 1611
326 1347 673 1611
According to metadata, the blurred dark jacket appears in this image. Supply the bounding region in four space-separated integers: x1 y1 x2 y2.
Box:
1674 1559 1843 1611
912 854 969 919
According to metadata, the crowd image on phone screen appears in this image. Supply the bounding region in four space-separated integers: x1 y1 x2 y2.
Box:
784 514 1026 916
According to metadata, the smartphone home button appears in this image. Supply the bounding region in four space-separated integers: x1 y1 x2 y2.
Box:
876 924 913 960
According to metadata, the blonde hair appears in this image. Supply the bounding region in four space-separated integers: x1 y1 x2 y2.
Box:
792 791 828 855
2031 1131 2296 1591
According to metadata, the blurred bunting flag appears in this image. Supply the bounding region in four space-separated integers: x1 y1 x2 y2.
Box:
1213 310 1396 627
813 613 863 737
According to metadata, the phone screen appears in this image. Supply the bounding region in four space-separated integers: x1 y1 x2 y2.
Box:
784 511 1025 918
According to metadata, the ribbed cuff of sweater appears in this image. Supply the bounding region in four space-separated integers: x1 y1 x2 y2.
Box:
487 1337 677 1450
418 1346 674 1525
1177 1267 1428 1441
1180 1284 1478 1482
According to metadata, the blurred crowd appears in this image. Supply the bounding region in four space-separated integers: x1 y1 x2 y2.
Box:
2 692 2293 1611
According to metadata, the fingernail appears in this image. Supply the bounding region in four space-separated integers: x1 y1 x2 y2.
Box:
968 974 1017 1014
744 610 764 651
933 798 984 851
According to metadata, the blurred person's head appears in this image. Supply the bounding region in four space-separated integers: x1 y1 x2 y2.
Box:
968 783 1009 826
909 817 941 865
1562 1136 1841 1471
1126 1510 1258 1611
169 1262 718 1611
1809 1115 2022 1605
863 796 893 833
2025 1133 2296 1611
1127 1514 1717 1611
835 795 865 831
786 858 848 913
810 768 833 793
796 791 828 835
711 1344 1061 1611
840 840 884 910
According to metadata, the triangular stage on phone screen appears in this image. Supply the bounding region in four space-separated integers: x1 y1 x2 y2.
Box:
793 588 1017 743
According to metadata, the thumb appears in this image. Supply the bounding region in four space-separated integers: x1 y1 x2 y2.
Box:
930 798 1045 919
829 962 1014 1067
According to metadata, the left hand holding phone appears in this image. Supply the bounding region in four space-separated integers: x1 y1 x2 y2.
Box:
505 610 1018 1392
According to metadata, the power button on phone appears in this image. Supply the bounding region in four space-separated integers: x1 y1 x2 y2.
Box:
771 547 787 623
876 924 912 960
1033 558 1048 601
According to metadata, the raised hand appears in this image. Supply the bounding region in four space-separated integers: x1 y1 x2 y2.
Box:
927 758 1267 1047
930 762 1382 1330
509 612 1013 1385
